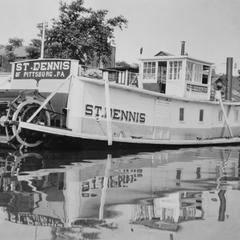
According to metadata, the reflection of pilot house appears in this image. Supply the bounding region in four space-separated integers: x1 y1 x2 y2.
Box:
131 191 203 231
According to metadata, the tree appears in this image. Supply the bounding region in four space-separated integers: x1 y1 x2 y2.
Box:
26 39 41 59
116 61 139 71
116 61 131 68
5 37 23 62
27 0 127 64
8 38 23 48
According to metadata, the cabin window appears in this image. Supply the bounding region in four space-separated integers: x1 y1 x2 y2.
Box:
176 169 182 186
118 71 126 85
108 72 118 82
218 110 223 121
196 167 201 179
179 108 184 121
169 61 182 80
199 109 204 122
127 72 139 87
143 62 156 79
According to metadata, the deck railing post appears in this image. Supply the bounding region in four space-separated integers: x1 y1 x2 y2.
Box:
103 72 112 146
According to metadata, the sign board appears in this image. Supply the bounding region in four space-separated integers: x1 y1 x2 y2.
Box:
13 59 71 81
186 83 208 93
10 58 79 92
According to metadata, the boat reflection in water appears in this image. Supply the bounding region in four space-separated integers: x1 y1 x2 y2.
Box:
0 147 240 239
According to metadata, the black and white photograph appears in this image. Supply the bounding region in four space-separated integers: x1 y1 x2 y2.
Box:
0 0 240 239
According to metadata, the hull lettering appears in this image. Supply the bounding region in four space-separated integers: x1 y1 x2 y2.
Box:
85 104 146 124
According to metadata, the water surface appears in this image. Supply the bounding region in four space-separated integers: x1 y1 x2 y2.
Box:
0 147 240 240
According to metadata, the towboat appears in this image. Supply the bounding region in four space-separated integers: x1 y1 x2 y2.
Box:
0 46 240 149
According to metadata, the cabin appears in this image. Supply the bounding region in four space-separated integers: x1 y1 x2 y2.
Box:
101 65 139 87
101 49 213 101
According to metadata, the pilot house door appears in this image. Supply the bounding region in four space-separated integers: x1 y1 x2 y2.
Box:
157 61 167 93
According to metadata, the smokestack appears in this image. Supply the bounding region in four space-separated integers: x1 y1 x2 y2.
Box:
180 41 186 56
226 57 233 101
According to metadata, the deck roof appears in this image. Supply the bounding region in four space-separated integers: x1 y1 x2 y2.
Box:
140 55 213 66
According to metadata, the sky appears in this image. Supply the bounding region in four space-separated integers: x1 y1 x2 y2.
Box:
0 0 240 74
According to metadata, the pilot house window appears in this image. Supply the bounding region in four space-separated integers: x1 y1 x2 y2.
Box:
143 62 156 79
169 61 182 80
186 62 194 81
186 61 210 85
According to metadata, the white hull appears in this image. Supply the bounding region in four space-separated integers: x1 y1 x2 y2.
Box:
18 76 240 148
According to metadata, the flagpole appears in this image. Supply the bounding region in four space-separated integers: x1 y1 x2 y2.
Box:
40 22 46 59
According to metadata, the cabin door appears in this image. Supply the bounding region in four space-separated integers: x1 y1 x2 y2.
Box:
157 61 167 93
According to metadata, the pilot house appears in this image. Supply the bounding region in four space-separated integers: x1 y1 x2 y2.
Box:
140 51 213 100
